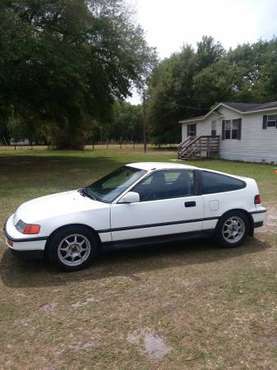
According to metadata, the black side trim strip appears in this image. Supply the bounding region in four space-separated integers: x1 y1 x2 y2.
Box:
98 216 219 234
250 210 267 215
6 234 48 243
102 229 215 248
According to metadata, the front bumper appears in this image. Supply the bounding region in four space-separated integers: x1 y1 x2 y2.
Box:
3 214 47 252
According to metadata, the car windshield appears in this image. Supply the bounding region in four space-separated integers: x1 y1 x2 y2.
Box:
84 166 146 203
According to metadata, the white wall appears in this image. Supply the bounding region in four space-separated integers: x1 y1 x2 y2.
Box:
181 112 220 141
181 106 277 164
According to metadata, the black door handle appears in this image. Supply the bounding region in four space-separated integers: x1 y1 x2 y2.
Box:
185 201 196 207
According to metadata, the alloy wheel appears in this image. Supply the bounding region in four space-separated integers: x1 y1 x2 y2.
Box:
57 233 91 267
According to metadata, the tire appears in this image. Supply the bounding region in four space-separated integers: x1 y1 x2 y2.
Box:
46 225 99 271
215 211 250 248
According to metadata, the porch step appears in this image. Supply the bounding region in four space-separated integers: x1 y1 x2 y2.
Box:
178 135 220 160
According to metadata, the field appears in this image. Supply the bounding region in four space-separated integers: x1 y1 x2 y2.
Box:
0 148 277 369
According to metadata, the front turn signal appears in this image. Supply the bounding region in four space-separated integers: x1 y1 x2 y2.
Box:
23 224 41 234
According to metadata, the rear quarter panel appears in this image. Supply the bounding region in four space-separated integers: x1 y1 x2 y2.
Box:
202 178 260 230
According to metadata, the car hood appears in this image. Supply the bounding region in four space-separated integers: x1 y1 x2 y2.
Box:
14 190 107 224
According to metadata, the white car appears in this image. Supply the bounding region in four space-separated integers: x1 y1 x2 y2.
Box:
4 162 266 271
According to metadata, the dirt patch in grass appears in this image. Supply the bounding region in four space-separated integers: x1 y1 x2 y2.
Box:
39 303 58 313
127 328 172 361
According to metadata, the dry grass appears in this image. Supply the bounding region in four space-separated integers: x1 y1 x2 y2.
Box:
0 149 276 369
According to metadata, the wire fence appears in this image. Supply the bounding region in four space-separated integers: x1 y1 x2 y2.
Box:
0 143 178 152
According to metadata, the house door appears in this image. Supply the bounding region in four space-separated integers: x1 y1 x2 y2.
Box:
187 124 197 137
211 121 217 137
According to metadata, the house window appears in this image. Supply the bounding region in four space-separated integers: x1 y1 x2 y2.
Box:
211 121 217 137
263 115 277 128
232 119 241 139
187 124 197 137
224 120 231 139
222 119 241 140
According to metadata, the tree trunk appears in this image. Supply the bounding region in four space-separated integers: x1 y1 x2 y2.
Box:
54 116 85 150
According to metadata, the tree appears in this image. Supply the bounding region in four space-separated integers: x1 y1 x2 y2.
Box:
196 35 225 70
256 39 277 101
0 0 155 149
147 45 200 144
111 101 143 142
226 41 269 101
193 59 239 108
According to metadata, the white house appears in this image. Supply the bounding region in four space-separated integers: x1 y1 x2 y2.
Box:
179 102 277 163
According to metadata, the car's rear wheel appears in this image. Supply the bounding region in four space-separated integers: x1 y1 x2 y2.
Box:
216 211 250 248
47 226 99 271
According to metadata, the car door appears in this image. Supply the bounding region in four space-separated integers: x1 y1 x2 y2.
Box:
110 169 204 242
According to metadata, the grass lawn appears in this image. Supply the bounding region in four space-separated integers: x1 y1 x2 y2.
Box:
0 148 277 369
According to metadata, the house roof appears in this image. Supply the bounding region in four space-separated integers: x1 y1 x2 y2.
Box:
179 115 206 124
224 101 277 112
179 101 277 124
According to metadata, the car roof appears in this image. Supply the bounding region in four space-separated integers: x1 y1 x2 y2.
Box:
127 162 198 171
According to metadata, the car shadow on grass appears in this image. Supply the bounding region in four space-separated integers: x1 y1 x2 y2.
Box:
0 237 271 289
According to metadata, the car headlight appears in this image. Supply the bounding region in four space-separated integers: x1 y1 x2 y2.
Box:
16 220 41 235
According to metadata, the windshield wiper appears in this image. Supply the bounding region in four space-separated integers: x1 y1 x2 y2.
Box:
78 188 96 200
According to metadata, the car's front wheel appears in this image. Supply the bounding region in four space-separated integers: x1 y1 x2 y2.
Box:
47 225 99 271
216 211 250 248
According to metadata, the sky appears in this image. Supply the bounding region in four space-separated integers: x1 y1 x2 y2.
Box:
127 0 277 104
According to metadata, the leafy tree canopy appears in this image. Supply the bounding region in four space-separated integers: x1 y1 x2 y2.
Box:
0 0 156 148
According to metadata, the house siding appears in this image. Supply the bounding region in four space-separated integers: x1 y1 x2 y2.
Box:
181 112 220 141
181 106 277 163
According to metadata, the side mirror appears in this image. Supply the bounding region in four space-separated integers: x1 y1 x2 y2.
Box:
118 191 140 204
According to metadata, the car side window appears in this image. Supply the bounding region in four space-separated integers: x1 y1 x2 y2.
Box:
200 171 245 194
133 170 195 202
